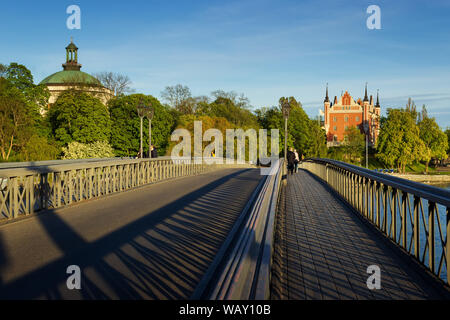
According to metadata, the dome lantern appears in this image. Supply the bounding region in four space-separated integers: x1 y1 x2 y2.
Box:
63 38 82 71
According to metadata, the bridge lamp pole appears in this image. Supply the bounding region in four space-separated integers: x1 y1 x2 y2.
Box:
145 105 154 158
282 99 291 165
137 100 147 159
363 122 369 169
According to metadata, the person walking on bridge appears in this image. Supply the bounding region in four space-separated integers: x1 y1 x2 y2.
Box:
294 149 300 173
150 145 158 158
287 147 296 175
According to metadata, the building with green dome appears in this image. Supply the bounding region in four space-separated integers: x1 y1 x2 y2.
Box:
40 40 114 105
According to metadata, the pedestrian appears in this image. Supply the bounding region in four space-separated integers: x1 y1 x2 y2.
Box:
294 149 300 173
287 147 296 175
150 145 158 158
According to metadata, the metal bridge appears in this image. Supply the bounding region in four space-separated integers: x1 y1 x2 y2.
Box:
0 157 448 300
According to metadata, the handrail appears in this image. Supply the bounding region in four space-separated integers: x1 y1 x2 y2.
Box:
196 159 283 300
300 158 450 285
0 157 255 221
308 158 450 207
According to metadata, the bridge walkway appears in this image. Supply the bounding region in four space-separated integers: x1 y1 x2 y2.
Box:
271 170 450 300
0 168 262 299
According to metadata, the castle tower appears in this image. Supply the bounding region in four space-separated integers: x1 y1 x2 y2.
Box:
363 83 369 124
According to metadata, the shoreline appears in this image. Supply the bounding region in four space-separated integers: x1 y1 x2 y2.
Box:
391 173 450 184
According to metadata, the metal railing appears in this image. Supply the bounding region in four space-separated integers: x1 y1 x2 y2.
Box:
193 159 284 300
300 158 450 285
0 157 253 221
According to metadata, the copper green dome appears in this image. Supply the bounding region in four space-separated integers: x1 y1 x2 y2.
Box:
40 39 102 86
40 70 102 86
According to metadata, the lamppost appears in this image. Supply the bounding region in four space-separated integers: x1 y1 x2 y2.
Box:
363 122 369 169
282 99 291 165
145 104 154 158
137 100 147 159
364 109 380 168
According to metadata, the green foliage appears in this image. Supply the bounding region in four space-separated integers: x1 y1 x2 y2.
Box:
342 126 365 164
169 114 235 157
0 64 6 77
256 97 327 158
204 97 259 128
445 128 450 155
13 135 60 161
4 63 50 114
108 94 176 157
48 90 111 145
376 108 427 173
62 141 115 159
418 116 448 173
0 78 35 160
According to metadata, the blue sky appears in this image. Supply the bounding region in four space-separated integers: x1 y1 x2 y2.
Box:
1 0 449 127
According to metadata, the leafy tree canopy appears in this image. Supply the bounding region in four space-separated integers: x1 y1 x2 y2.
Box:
376 108 427 173
108 94 176 157
48 90 111 145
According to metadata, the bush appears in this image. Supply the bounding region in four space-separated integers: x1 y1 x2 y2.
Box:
62 141 115 159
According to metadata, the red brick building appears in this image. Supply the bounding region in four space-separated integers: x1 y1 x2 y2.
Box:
323 84 380 147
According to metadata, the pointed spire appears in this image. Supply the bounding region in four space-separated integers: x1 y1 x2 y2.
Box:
324 83 330 103
363 82 369 102
376 89 380 107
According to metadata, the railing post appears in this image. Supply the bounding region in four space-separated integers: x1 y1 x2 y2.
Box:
401 191 407 249
447 206 449 284
428 201 436 274
391 188 397 242
383 185 388 234
414 196 420 259
376 182 381 228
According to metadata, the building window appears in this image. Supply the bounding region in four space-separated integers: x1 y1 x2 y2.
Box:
345 116 349 122
333 116 337 122
333 126 337 131
355 116 360 121
344 125 348 131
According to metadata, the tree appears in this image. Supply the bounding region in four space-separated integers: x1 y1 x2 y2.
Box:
4 63 50 114
108 94 176 157
343 126 365 164
48 90 111 145
0 78 34 160
168 115 234 157
0 64 6 77
211 90 250 108
306 122 327 158
255 97 324 159
418 117 448 173
376 108 427 173
207 96 259 128
445 128 450 155
16 135 60 161
94 72 134 96
161 84 194 114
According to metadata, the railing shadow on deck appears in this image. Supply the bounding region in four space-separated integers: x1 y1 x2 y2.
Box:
0 169 260 300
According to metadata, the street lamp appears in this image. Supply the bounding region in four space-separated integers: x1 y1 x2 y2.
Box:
137 100 147 159
364 109 380 168
363 122 369 169
145 104 154 158
282 99 291 165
